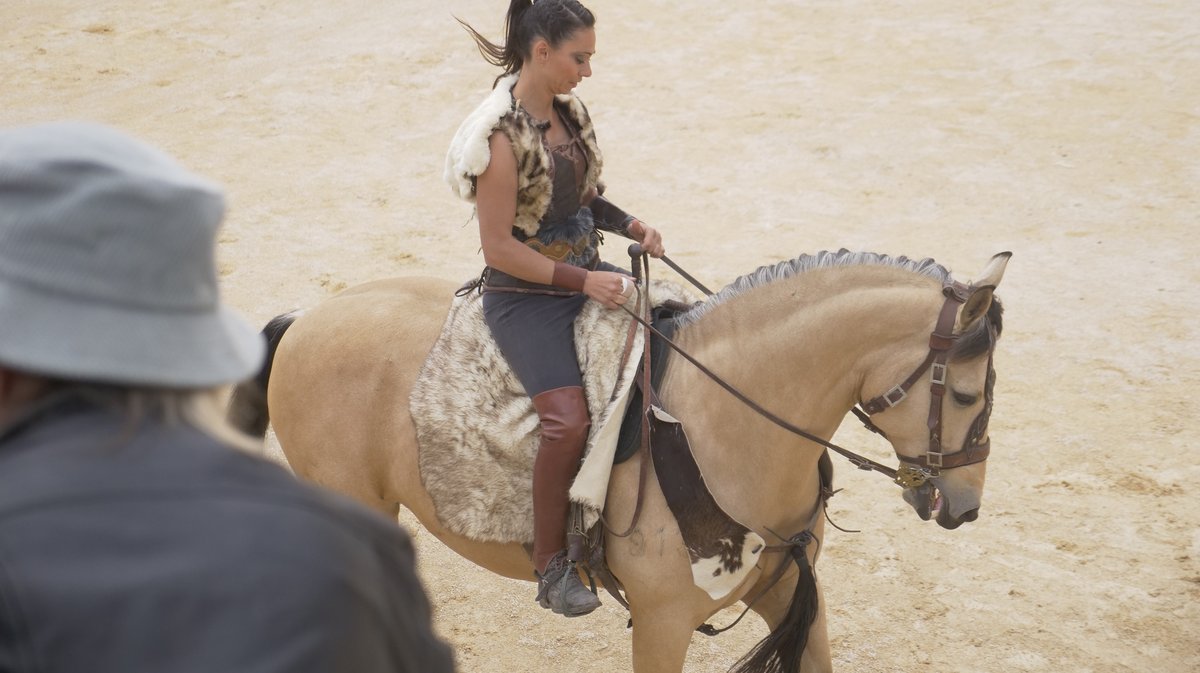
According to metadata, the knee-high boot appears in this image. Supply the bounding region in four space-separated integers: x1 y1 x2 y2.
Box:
530 386 601 617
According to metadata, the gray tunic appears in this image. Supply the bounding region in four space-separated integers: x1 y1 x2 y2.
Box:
0 392 456 673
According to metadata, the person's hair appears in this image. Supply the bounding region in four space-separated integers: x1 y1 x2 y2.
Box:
458 0 595 86
66 383 263 453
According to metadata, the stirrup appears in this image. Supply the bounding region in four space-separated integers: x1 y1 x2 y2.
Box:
535 551 601 618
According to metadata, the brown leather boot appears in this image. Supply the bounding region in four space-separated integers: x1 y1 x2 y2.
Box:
530 386 601 617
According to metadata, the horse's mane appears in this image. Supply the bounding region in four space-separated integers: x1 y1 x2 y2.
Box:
675 249 952 327
674 249 1002 359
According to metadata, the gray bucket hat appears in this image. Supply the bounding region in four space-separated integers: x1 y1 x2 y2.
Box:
0 122 264 387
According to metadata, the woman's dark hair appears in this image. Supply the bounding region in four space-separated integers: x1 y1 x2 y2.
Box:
458 0 595 86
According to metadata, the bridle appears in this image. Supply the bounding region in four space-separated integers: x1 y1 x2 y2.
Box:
621 251 996 491
850 280 995 489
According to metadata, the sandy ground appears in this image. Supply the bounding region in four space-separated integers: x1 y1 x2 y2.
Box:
4 1 1197 671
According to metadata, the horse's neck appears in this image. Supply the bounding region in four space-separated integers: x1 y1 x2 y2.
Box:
660 270 939 528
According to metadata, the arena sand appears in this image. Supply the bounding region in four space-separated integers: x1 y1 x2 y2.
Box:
4 1 1196 671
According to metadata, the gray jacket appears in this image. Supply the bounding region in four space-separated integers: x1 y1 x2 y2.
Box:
0 393 455 673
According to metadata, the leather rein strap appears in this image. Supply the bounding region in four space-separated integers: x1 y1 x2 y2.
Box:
616 300 900 483
594 252 656 539
619 257 991 487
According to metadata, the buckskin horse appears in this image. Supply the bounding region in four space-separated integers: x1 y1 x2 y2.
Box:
228 249 1009 672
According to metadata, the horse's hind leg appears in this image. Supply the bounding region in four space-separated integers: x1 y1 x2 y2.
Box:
629 606 695 673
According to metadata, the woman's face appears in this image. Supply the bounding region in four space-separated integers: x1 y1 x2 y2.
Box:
538 27 595 95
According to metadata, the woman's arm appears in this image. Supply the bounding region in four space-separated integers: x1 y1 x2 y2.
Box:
582 188 665 258
476 132 632 306
584 188 636 236
477 131 557 285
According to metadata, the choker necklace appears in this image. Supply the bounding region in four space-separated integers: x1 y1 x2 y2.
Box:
515 99 552 130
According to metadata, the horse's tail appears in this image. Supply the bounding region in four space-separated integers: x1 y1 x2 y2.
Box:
227 311 301 438
730 541 821 673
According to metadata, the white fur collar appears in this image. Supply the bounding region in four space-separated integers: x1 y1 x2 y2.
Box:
444 74 596 203
443 73 521 202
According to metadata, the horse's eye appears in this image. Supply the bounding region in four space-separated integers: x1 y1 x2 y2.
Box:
952 391 978 406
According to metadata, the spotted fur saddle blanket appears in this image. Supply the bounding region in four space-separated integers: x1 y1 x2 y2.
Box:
411 279 694 544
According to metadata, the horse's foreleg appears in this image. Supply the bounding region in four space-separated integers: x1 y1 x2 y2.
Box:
629 605 695 673
803 585 832 673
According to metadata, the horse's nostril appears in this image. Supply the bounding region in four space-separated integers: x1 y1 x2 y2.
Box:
961 508 979 522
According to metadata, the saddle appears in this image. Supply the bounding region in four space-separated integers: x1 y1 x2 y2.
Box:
612 301 687 464
409 278 695 544
580 299 773 608
412 275 781 607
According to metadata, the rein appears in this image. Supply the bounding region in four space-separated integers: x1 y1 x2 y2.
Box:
617 255 899 485
619 300 902 479
620 246 990 490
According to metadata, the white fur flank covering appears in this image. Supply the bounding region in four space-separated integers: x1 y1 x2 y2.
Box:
411 280 693 544
443 73 604 237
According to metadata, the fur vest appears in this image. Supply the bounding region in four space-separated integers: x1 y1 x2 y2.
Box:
444 73 604 237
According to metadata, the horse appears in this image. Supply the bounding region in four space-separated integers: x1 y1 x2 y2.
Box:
228 249 1009 673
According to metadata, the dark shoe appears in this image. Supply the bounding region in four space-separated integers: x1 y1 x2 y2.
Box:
535 551 601 617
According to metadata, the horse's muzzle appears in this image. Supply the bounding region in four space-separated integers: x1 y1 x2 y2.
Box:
935 504 978 530
904 482 981 529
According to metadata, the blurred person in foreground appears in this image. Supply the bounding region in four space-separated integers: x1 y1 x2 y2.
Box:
0 122 456 673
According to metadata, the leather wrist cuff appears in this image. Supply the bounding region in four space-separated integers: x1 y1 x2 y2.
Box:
590 195 634 235
552 262 588 292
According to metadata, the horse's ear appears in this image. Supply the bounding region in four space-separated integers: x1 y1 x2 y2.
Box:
959 286 994 332
958 252 1011 332
973 251 1011 289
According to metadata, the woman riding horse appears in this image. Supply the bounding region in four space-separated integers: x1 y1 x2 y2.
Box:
446 0 665 617
231 248 1009 672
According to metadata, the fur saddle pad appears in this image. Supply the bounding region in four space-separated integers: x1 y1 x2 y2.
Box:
411 279 694 544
